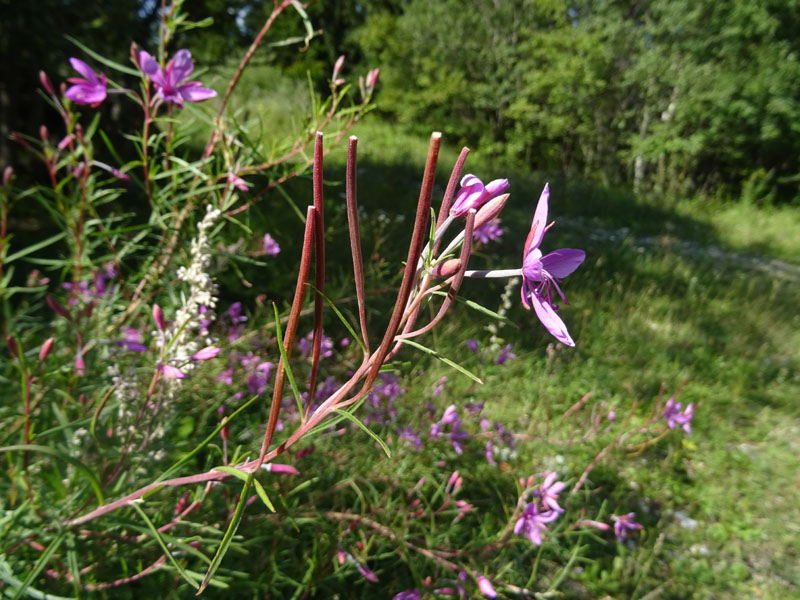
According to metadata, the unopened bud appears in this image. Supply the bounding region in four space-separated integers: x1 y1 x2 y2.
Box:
39 71 55 95
192 346 221 361
57 135 73 150
366 68 379 91
6 335 19 358
11 132 29 149
332 55 345 81
75 352 86 377
220 416 229 440
431 258 461 278
73 162 86 179
39 125 48 142
75 123 84 143
38 337 55 362
130 41 140 69
152 304 166 331
46 296 70 319
3 166 13 187
474 193 509 230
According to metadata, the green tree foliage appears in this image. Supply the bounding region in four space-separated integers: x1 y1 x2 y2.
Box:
357 0 800 202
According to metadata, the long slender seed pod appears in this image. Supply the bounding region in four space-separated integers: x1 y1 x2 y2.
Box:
307 132 326 407
346 136 370 358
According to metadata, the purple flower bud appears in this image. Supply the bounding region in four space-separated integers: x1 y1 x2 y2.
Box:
466 338 478 352
392 590 420 600
366 68 379 91
39 125 48 142
39 337 55 362
228 170 249 192
332 55 345 83
192 346 221 361
152 304 166 331
450 175 509 218
2 166 13 187
57 135 73 150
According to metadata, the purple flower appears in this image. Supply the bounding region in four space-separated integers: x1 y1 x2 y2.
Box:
466 338 478 352
663 397 695 433
449 424 469 455
534 472 566 513
495 343 516 365
451 174 510 218
514 502 560 545
613 512 643 542
473 218 504 244
228 302 247 325
477 575 497 598
117 327 148 352
263 233 281 255
138 49 217 106
521 183 586 346
392 591 420 600
64 58 107 106
397 426 422 451
441 404 459 424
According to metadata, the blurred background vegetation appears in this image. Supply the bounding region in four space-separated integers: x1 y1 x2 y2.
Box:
3 0 800 205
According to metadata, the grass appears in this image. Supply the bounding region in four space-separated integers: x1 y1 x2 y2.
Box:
313 117 800 598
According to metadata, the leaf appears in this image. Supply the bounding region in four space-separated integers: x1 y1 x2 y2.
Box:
399 339 483 384
273 303 304 418
0 445 104 505
4 232 66 264
213 466 275 513
333 409 391 458
310 285 367 354
10 532 65 600
130 502 200 590
65 36 141 76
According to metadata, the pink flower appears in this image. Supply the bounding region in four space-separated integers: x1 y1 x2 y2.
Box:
152 304 166 331
521 183 585 346
450 174 509 218
514 502 560 545
613 512 643 542
263 233 281 256
663 397 695 433
64 58 107 106
535 472 566 513
139 49 217 106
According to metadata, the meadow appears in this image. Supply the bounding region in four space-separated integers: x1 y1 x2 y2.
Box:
1 6 799 598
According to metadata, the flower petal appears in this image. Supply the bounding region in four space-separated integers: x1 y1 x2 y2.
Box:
524 183 550 256
139 50 166 87
531 293 575 346
540 248 586 278
170 49 195 85
178 83 218 102
69 58 97 83
65 84 106 105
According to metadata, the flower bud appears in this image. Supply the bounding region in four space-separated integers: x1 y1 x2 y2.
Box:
75 352 86 376
431 258 461 279
152 304 166 331
2 166 13 187
158 364 185 379
477 575 497 598
46 296 70 319
39 337 55 362
192 346 221 361
11 132 29 149
39 125 48 142
220 416 229 441
6 335 19 358
332 55 345 82
39 71 55 95
57 135 73 150
366 68 379 90
473 193 509 230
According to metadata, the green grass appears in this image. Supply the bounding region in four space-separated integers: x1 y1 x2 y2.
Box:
321 118 800 598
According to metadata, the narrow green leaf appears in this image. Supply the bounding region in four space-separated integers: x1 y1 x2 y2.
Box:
4 232 66 264
10 532 65 600
273 303 304 418
399 339 483 384
130 502 199 589
0 445 103 504
333 409 391 458
65 36 141 76
309 285 367 354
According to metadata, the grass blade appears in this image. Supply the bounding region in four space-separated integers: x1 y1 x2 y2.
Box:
333 408 391 458
399 339 483 384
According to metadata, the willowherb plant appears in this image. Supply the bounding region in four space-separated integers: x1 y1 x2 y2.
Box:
0 4 699 598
